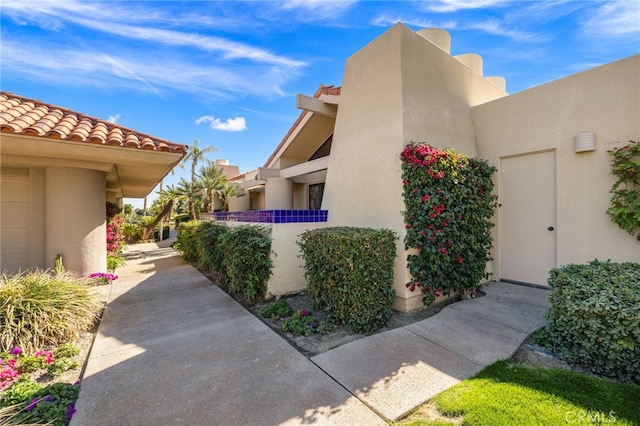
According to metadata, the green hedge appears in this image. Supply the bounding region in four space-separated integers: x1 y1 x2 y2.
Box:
297 227 397 334
174 220 203 264
218 225 272 301
198 221 228 274
175 221 273 301
174 213 192 230
544 260 640 384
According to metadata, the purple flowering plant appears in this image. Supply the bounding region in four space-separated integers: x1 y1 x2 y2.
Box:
88 272 118 286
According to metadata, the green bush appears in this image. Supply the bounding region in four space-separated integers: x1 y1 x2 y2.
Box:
106 254 126 272
0 376 43 407
606 140 640 240
122 222 142 243
260 299 293 319
218 225 273 301
401 143 498 304
174 213 191 230
174 220 203 264
10 382 80 426
544 260 640 384
198 221 229 274
0 271 103 353
297 227 397 334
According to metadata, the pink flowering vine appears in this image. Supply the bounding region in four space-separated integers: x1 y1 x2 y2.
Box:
401 142 498 304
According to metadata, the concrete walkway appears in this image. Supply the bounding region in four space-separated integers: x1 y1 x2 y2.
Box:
71 241 549 425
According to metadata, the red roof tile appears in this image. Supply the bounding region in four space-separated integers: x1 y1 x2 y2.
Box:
0 92 188 155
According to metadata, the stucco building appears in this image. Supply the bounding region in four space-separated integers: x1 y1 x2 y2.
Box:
0 92 187 275
223 24 639 311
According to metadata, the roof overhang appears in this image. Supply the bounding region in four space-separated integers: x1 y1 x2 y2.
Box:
264 87 340 169
1 134 184 198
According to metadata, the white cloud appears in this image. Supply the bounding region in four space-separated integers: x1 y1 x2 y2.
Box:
2 0 305 68
581 0 640 40
423 0 511 13
107 114 120 123
465 19 550 42
279 0 357 19
0 37 299 99
371 14 448 29
0 0 307 99
371 14 544 43
196 116 248 132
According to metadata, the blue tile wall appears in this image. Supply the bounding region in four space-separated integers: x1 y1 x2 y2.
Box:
212 210 328 223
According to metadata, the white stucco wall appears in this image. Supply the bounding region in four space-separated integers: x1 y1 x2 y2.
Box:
267 222 328 297
265 177 293 210
46 168 107 275
473 55 640 271
323 23 508 311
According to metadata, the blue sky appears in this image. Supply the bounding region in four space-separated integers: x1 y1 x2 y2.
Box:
2 0 638 208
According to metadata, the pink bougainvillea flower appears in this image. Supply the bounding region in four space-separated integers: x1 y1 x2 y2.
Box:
10 347 22 356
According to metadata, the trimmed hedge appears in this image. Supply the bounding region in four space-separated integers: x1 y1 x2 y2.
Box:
218 225 273 301
297 227 397 334
175 221 273 301
198 221 228 274
544 260 640 384
174 220 203 264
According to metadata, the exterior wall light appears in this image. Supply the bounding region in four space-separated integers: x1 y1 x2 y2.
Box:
575 131 596 153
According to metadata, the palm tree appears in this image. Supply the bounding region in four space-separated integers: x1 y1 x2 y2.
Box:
139 185 181 240
176 177 202 220
181 139 218 182
216 180 243 212
196 164 226 212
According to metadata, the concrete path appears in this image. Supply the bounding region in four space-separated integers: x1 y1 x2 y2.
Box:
312 281 549 420
72 241 549 425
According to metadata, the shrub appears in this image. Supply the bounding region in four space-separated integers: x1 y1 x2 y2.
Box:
174 220 203 264
401 143 498 304
278 307 336 336
0 376 43 407
260 300 294 319
106 254 126 272
218 225 273 301
0 271 103 353
198 221 229 274
607 140 640 240
544 260 640 384
122 222 142 243
297 227 397 334
174 213 191 230
9 382 80 426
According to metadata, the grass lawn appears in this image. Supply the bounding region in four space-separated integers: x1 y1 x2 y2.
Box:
397 360 640 426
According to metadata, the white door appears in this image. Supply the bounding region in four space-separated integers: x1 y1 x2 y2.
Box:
500 151 556 286
0 174 31 273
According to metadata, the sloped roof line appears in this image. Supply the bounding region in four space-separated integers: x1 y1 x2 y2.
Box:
263 84 341 168
0 92 188 155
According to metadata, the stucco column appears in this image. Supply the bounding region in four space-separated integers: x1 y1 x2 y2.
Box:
265 177 293 210
46 168 106 275
228 191 250 211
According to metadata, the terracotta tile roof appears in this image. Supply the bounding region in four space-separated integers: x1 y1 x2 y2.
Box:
0 92 188 154
316 84 341 96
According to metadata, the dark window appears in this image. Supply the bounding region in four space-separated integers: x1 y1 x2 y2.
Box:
309 135 332 161
308 183 325 210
